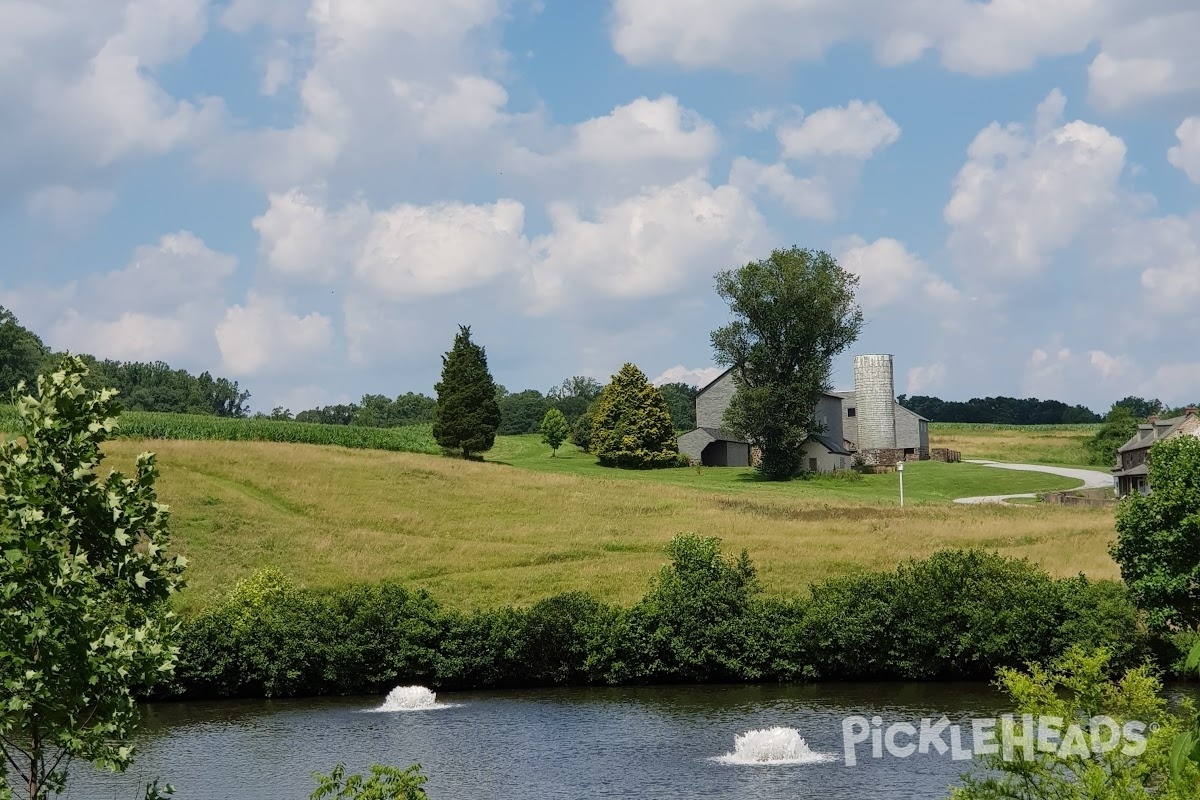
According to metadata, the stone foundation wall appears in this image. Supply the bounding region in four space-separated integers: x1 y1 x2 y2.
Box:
930 448 961 463
858 447 905 466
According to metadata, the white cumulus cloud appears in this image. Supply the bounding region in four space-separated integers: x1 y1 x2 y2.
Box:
835 236 959 311
906 363 946 395
652 365 724 388
1168 117 1200 185
528 176 772 310
944 91 1126 276
216 292 333 376
778 100 901 161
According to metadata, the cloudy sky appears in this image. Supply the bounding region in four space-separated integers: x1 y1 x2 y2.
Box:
2 0 1198 413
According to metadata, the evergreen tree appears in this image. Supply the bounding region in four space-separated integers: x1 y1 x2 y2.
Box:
589 363 679 469
539 408 570 456
433 326 502 458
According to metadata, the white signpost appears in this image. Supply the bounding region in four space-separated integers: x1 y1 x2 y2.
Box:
897 460 905 507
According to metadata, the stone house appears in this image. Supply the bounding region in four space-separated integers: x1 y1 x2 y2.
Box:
1112 407 1199 497
676 368 852 471
829 390 931 460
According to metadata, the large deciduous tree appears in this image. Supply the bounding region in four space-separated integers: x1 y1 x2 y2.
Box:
0 357 187 799
0 307 49 398
1086 405 1140 466
433 326 502 458
589 364 678 469
711 247 863 480
656 382 698 431
1111 435 1200 633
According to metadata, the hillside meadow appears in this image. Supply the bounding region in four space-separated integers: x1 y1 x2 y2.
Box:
88 437 1115 613
929 422 1100 466
1 407 1119 612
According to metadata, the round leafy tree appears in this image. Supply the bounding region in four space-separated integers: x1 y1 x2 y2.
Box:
1111 435 1200 632
433 325 502 458
589 363 678 469
540 408 570 456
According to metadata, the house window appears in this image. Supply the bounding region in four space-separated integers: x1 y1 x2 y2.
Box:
809 458 818 472
847 407 856 417
904 447 914 455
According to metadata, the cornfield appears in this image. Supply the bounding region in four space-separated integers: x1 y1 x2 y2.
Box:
1 405 440 454
929 422 1102 433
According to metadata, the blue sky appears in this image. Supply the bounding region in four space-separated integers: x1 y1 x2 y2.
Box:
2 0 1199 413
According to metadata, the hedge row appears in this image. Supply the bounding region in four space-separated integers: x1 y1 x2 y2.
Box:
166 538 1145 699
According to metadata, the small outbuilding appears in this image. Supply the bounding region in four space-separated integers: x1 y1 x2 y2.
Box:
677 427 751 467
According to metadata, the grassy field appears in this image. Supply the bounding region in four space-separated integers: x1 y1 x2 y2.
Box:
2 408 1119 612
90 438 1116 613
929 422 1100 467
486 435 1081 502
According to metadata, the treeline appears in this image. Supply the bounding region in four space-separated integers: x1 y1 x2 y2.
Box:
2 306 250 417
168 539 1141 699
897 394 1101 424
277 377 700 436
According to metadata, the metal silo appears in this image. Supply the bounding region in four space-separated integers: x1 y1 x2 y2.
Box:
853 354 896 453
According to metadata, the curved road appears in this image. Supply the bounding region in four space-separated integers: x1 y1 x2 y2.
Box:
953 460 1114 505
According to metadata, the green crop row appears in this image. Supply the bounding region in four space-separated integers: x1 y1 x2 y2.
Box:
929 422 1102 433
1 406 440 454
117 412 441 453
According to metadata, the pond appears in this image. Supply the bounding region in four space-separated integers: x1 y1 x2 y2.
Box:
77 682 1013 799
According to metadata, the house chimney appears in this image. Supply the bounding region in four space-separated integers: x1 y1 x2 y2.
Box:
1148 414 1159 425
1187 406 1198 417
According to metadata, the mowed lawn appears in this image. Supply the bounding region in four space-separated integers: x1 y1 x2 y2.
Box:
97 438 1117 613
485 435 1083 502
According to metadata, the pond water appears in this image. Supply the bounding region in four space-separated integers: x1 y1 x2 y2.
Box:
75 683 1013 800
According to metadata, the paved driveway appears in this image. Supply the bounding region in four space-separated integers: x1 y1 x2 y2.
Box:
953 460 1114 505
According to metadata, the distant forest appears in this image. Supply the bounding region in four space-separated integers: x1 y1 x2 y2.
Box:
896 394 1102 424
898 394 1198 426
4 305 1193 432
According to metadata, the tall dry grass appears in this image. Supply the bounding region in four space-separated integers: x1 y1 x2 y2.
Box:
101 439 1118 612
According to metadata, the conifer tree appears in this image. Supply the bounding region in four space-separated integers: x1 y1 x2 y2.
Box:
589 363 679 468
433 326 502 458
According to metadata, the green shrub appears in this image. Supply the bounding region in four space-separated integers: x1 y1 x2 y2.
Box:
515 593 621 685
167 545 1146 698
326 583 443 693
801 552 1144 680
311 763 430 800
618 534 772 682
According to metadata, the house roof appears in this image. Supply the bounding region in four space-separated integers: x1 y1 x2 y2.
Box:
808 432 853 456
1112 463 1149 477
696 367 842 402
1117 415 1186 454
686 426 747 443
695 367 736 399
682 427 850 455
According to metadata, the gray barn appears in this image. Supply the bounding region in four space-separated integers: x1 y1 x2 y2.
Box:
830 390 930 459
677 368 851 471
